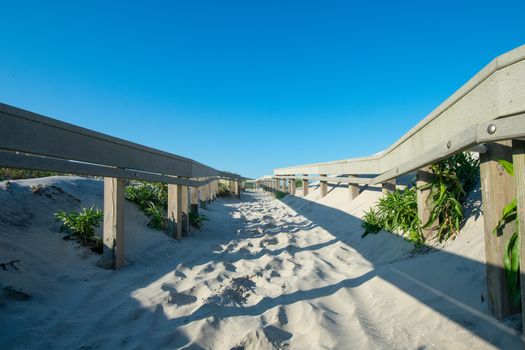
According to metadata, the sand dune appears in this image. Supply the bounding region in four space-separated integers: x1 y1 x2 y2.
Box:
0 176 523 349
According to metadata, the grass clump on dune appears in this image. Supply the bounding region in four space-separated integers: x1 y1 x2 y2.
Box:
125 182 168 230
55 206 103 253
217 182 231 197
362 152 479 245
189 212 208 229
275 191 287 200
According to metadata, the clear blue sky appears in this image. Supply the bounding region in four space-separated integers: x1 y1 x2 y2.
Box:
1 1 524 178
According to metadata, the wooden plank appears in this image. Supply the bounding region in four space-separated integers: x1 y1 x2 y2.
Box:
0 105 189 177
373 114 525 184
302 174 309 196
480 141 520 319
382 179 396 194
274 45 525 177
103 177 125 269
167 184 183 240
320 174 328 198
0 104 243 183
416 166 435 239
235 181 241 198
198 179 206 208
511 140 525 332
348 175 360 200
275 174 373 185
190 186 199 215
181 184 189 236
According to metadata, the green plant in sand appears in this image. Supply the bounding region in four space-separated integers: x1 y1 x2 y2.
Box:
55 206 103 252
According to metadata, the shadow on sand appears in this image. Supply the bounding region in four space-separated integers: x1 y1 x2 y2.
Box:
121 189 524 348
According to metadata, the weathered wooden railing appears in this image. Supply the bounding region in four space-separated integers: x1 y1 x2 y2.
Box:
0 103 245 269
257 45 525 326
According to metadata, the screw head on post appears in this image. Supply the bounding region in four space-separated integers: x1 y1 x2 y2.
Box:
487 124 497 134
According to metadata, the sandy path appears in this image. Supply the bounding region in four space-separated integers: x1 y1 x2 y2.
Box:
0 177 523 349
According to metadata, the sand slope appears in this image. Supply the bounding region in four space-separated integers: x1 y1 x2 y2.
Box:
0 177 523 349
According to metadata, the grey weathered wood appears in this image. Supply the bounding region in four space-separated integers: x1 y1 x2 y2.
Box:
320 174 328 198
274 45 525 177
511 140 525 332
0 150 218 187
103 177 125 269
0 104 243 184
382 179 396 194
302 174 309 196
480 141 520 319
373 113 525 185
0 104 244 181
235 181 241 198
181 184 189 236
190 186 199 215
275 174 373 185
348 175 360 200
168 184 183 240
416 166 435 239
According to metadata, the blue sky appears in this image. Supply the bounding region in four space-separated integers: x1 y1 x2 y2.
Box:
1 1 524 178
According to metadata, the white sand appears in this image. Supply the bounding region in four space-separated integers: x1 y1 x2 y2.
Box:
0 176 523 349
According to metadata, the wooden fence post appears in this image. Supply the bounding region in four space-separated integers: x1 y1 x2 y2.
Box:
190 185 199 215
480 141 520 319
416 166 435 239
382 179 396 194
320 174 328 198
348 175 359 200
512 140 525 331
181 184 189 236
236 180 241 198
302 175 309 196
199 179 206 208
167 184 183 240
103 177 125 269
291 178 296 195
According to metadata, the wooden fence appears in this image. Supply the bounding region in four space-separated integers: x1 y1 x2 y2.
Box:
257 45 525 327
0 103 245 269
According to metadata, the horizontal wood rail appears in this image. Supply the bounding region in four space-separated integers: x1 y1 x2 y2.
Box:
0 103 246 270
274 45 525 177
274 174 373 185
260 44 525 329
0 103 243 183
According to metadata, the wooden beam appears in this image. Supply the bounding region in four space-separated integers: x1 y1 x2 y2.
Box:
512 140 525 332
235 180 241 198
416 166 435 239
190 186 199 215
302 174 309 196
275 174 373 185
382 179 396 194
103 177 125 269
273 45 525 176
480 141 520 319
167 184 183 240
320 174 328 198
181 184 189 236
0 103 244 181
348 175 360 200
